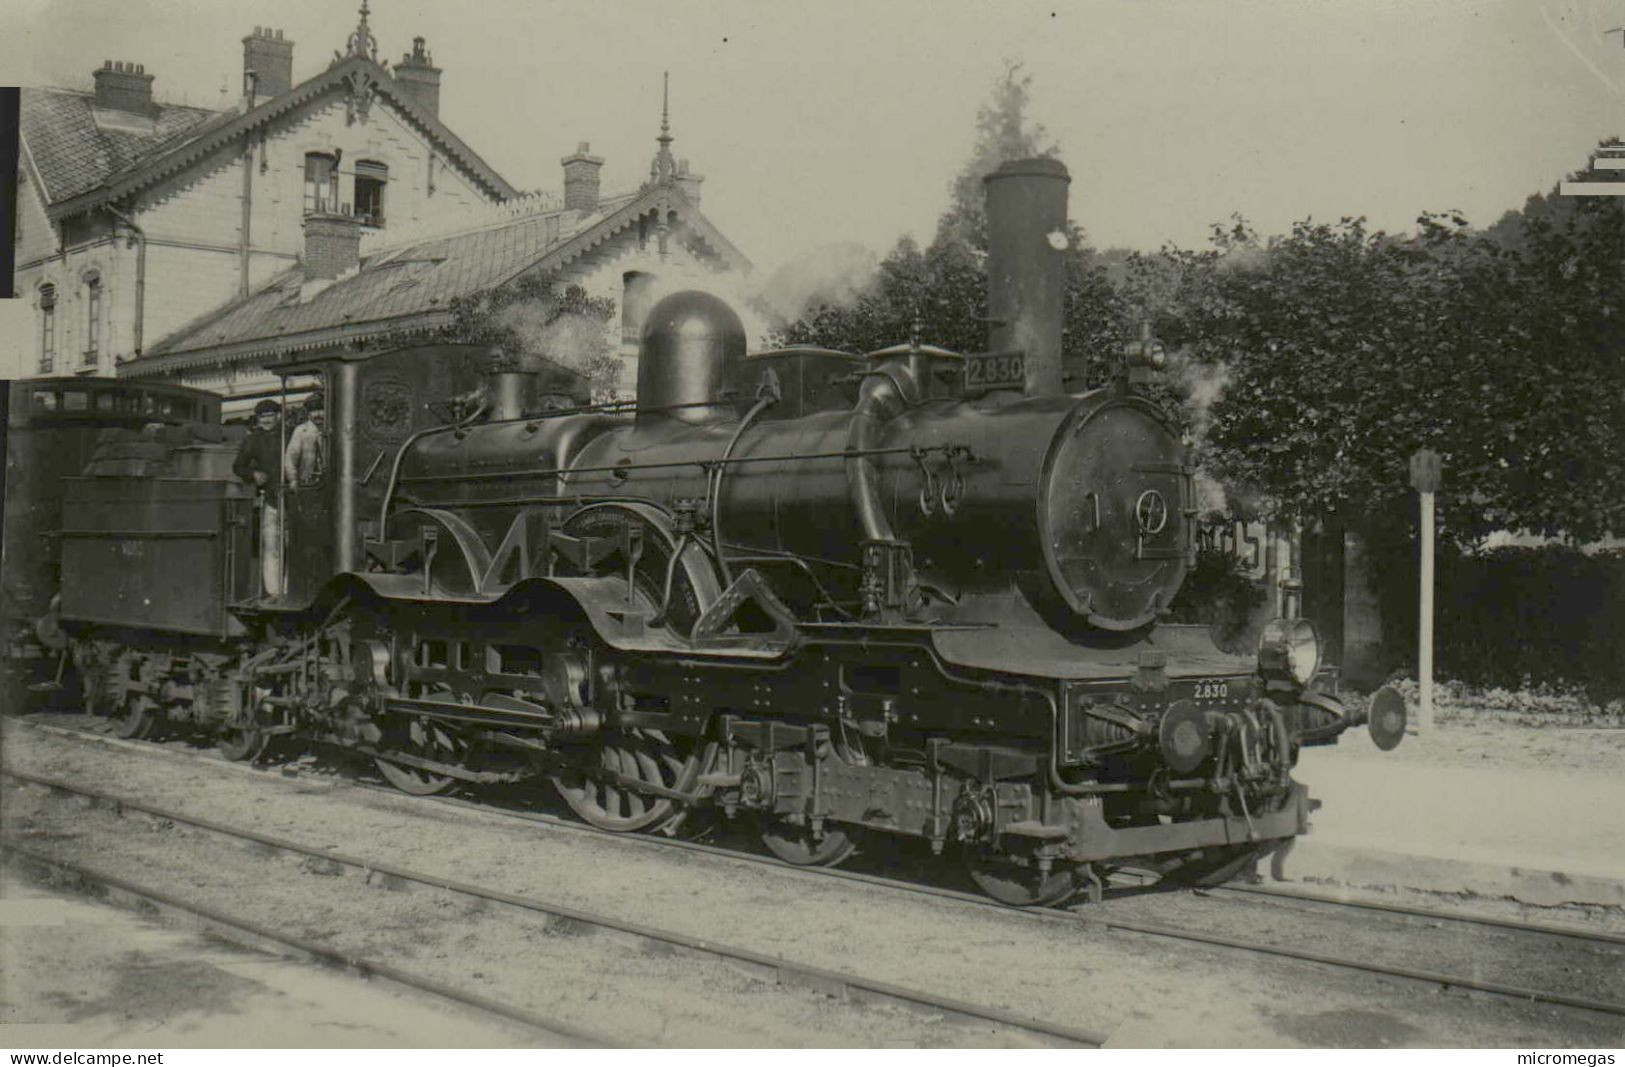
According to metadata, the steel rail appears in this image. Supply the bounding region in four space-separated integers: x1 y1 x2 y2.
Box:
0 762 1108 1048
419 786 1625 1019
11 715 1625 1020
0 841 610 1048
1207 883 1625 948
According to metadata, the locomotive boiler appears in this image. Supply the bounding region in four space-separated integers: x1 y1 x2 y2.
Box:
17 157 1406 906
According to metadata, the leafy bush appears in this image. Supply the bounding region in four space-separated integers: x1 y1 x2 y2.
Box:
1166 546 1265 649
1382 676 1624 725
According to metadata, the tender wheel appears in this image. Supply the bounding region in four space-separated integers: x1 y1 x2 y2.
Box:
965 848 1080 907
761 819 859 867
218 727 269 762
111 694 159 740
552 729 705 832
78 651 114 718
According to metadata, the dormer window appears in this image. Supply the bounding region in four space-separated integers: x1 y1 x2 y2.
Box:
304 152 340 214
354 160 387 227
38 284 56 374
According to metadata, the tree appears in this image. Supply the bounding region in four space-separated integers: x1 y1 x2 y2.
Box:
1453 156 1624 542
1142 147 1624 549
935 62 1058 252
773 62 1130 380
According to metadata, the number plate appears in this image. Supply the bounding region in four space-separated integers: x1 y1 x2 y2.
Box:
1191 679 1231 700
964 352 1025 391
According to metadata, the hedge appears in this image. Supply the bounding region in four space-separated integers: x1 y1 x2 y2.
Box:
1376 544 1625 702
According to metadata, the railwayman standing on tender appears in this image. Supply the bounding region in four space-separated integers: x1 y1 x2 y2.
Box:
233 399 286 599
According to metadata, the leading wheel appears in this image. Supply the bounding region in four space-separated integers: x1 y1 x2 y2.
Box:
761 819 859 867
552 729 706 833
965 848 1080 907
1159 842 1274 888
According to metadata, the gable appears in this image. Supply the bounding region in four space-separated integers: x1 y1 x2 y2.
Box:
35 55 515 221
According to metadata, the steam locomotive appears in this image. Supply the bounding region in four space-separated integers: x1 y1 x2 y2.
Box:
1 159 1405 905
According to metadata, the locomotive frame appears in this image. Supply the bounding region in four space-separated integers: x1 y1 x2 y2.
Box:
2 158 1405 907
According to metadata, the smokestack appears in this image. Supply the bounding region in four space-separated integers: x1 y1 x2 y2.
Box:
983 157 1070 396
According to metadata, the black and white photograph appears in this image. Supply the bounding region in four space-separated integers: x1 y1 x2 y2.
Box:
0 0 1621 1054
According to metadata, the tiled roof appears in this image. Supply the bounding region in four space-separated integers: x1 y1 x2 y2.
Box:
21 87 226 205
125 182 752 377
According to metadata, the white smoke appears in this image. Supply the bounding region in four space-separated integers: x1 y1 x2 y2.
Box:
492 302 612 377
754 243 880 326
1164 347 1236 520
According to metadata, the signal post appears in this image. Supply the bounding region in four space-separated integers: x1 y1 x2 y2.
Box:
1409 448 1442 734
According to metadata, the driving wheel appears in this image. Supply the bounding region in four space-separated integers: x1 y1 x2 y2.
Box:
374 685 469 796
552 729 706 832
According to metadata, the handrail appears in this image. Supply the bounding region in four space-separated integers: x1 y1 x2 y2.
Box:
374 401 487 535
398 443 976 485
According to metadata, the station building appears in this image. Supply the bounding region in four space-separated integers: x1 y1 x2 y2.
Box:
14 5 749 404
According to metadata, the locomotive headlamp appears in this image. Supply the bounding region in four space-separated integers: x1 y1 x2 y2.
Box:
1257 617 1321 686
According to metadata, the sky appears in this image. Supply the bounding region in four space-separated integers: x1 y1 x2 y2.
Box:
5 0 1623 283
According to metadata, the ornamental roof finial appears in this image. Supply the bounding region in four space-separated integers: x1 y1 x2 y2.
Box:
346 0 379 62
651 71 677 184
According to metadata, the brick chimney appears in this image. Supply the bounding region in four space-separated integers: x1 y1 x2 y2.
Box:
393 36 442 117
242 28 294 99
303 212 361 280
561 143 604 212
92 61 155 117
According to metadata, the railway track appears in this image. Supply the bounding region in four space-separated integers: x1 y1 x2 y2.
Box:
9 712 1625 1026
1 759 1110 1048
1 841 607 1047
1209 882 1625 948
